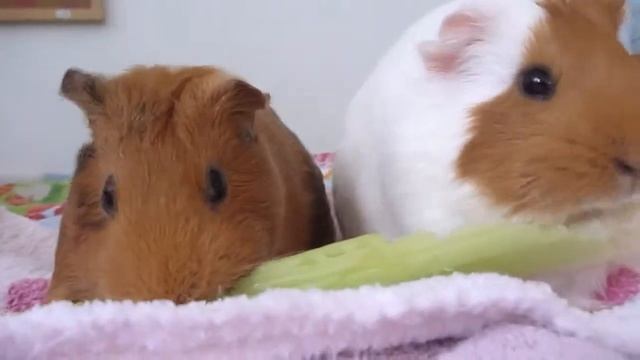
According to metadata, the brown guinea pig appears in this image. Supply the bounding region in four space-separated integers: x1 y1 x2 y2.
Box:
46 66 335 304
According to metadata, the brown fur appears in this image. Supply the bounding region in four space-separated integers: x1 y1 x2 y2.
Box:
457 0 640 218
46 66 335 303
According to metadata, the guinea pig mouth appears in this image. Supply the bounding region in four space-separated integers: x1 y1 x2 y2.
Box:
564 196 640 227
564 209 606 226
208 285 228 301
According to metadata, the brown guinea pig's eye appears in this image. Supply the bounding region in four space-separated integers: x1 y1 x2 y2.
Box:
205 167 227 207
101 175 117 217
519 66 556 101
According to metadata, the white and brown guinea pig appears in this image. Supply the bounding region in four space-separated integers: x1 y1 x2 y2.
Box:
46 65 335 304
333 0 640 309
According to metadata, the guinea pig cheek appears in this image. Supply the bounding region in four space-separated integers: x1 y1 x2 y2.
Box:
455 91 627 221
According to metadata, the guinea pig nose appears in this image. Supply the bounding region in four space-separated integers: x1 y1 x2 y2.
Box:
174 293 191 305
614 158 639 177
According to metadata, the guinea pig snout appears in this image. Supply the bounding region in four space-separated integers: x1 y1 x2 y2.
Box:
107 263 227 304
100 228 255 303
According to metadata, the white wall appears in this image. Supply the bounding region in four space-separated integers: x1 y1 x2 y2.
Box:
628 0 640 51
0 0 447 177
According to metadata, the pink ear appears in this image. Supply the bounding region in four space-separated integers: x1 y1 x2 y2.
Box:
419 10 486 74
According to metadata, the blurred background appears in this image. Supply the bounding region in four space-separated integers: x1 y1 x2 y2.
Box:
0 0 638 178
0 0 447 177
626 0 640 51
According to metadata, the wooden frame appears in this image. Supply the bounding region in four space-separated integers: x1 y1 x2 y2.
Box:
0 0 104 22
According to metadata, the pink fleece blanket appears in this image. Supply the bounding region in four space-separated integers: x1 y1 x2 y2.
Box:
2 208 640 359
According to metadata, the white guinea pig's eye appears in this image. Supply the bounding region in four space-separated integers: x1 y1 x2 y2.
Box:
519 66 556 101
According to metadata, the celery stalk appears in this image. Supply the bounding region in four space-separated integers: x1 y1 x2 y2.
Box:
228 223 612 296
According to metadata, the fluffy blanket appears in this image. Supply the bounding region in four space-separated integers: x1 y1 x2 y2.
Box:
2 208 640 359
0 208 56 309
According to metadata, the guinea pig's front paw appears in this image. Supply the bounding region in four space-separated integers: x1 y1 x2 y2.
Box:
564 296 610 313
551 271 638 313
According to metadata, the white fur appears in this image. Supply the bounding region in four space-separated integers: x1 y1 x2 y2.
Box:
333 0 640 308
334 0 545 238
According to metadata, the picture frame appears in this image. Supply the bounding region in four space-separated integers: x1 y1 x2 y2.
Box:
0 0 104 23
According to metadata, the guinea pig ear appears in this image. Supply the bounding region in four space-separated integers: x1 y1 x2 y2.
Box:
218 79 267 119
215 79 267 141
60 68 106 115
418 9 487 74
